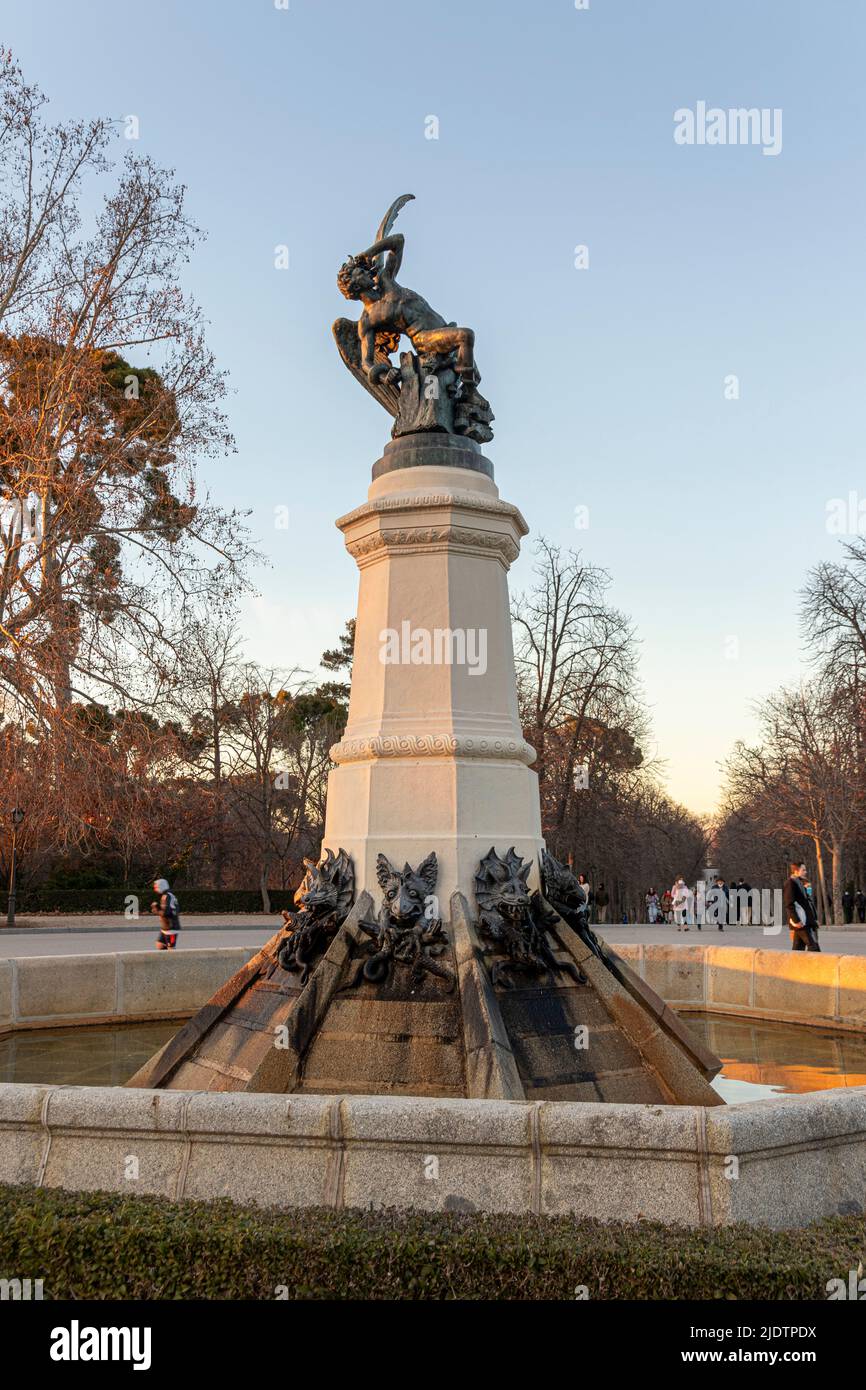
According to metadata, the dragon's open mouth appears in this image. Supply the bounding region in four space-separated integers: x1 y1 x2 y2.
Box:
499 901 528 920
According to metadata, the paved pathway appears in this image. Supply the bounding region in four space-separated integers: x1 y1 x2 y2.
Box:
598 923 866 955
2 917 865 959
0 915 275 957
1 913 274 932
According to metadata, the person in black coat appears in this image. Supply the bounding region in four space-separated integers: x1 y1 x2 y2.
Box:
707 876 729 931
737 877 752 925
783 862 820 951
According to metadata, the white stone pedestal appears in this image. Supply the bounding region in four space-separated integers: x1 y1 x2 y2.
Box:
323 434 544 908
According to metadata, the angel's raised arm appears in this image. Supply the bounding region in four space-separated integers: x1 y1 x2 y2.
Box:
357 233 404 279
361 194 415 282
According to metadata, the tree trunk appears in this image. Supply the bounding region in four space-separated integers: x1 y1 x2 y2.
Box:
814 839 830 926
259 862 271 914
533 728 546 788
211 691 225 890
42 488 73 710
831 839 845 926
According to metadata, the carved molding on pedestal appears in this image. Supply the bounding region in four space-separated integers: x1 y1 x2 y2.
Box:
346 524 520 567
330 731 537 766
337 490 528 532
337 492 528 569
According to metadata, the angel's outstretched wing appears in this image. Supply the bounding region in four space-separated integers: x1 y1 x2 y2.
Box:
373 193 415 269
332 317 400 418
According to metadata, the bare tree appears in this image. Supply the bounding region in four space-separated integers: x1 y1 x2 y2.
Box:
0 50 109 325
723 679 862 924
802 540 866 672
0 53 256 733
510 539 704 918
801 542 866 889
512 539 648 827
218 666 342 910
165 616 246 889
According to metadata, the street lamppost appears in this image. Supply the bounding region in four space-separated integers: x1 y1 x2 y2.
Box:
7 807 25 930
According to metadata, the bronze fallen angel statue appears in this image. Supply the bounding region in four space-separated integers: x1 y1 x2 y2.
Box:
333 194 494 444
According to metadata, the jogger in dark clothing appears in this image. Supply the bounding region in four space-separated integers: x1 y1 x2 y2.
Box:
784 862 820 952
151 877 182 950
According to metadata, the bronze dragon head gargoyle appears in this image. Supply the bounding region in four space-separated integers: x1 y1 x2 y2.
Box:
277 847 355 983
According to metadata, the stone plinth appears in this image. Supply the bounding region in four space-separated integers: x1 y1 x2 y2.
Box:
6 1077 866 1227
323 434 543 906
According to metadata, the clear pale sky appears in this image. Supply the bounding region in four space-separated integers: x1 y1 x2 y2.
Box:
4 0 865 815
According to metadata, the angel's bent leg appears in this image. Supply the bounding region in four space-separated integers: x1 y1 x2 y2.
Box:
413 326 476 377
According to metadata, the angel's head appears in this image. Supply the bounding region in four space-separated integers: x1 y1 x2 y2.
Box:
337 254 379 301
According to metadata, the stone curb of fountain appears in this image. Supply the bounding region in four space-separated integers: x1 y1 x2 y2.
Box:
613 941 866 1034
2 1079 865 1228
0 948 260 1033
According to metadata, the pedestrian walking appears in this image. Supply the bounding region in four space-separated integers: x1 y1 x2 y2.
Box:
709 875 728 931
672 876 689 931
151 877 182 950
578 873 593 919
784 862 820 952
688 882 700 929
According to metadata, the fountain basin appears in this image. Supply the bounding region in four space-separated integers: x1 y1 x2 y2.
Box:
0 943 864 1228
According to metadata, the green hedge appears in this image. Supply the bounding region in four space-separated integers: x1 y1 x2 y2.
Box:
0 1184 863 1300
0 887 297 915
